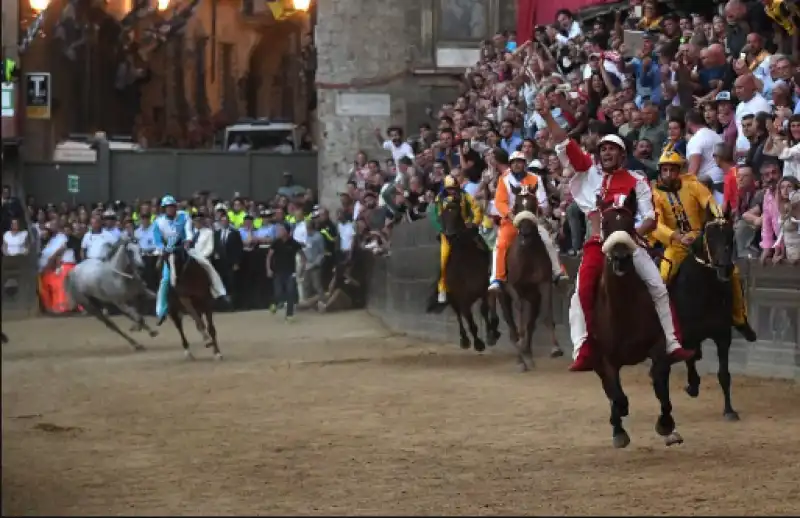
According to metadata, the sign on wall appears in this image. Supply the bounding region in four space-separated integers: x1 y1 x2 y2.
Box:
25 72 51 120
67 174 80 194
334 93 391 117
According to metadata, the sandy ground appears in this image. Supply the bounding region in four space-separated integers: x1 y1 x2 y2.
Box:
2 310 799 516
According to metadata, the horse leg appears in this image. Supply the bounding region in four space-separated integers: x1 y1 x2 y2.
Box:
84 299 144 351
480 296 501 346
541 282 563 358
463 308 485 352
651 357 684 446
452 305 471 349
498 290 519 345
596 360 630 448
684 353 701 399
203 306 222 360
715 334 739 421
117 302 159 338
520 297 538 372
169 307 192 360
179 296 212 344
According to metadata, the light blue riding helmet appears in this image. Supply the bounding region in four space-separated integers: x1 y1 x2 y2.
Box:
160 195 177 207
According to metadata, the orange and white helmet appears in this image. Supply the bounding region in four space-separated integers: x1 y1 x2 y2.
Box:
509 151 527 163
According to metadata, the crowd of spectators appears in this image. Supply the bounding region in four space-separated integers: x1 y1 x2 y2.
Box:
338 0 800 265
1 176 366 317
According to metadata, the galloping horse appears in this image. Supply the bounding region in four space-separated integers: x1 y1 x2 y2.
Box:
438 190 500 351
670 204 741 420
64 236 157 350
593 190 683 449
163 247 222 360
499 184 562 372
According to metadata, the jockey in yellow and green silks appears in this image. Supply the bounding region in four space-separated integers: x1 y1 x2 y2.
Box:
427 175 483 303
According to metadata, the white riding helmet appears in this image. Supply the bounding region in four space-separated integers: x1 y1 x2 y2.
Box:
598 134 627 152
509 151 527 163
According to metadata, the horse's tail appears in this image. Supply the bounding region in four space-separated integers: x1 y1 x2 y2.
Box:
63 270 79 310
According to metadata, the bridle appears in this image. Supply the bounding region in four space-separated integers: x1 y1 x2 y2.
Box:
692 216 730 269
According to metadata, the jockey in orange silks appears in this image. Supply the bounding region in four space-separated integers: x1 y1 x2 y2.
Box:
488 150 568 291
557 134 695 371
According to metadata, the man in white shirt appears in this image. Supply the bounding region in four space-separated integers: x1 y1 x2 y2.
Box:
81 215 116 261
685 110 725 204
554 8 582 45
734 74 771 154
375 126 415 165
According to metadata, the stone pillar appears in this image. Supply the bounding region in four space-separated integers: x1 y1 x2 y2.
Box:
315 0 410 210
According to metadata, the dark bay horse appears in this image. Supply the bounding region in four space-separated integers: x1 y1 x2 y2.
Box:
670 204 742 420
164 248 222 360
435 190 500 351
594 190 683 449
499 184 562 372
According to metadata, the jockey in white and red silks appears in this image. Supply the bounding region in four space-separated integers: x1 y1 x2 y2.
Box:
556 133 695 372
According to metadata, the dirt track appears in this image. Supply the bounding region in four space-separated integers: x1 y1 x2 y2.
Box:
2 310 799 516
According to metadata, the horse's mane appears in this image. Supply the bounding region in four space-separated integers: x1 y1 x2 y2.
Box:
105 238 126 261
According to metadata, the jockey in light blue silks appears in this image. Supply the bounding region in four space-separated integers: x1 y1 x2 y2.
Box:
153 195 228 324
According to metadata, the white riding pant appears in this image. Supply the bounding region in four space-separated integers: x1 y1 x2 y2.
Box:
568 247 681 359
186 250 227 298
489 226 563 282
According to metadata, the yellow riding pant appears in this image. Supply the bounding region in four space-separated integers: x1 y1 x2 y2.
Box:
660 244 747 326
438 236 450 293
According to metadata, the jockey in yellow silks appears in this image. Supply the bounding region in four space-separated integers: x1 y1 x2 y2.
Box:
650 150 756 340
428 175 483 304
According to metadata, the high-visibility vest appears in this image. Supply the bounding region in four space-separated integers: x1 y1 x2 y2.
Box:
3 58 17 82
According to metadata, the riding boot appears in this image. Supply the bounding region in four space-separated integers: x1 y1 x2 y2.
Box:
155 263 170 324
569 238 603 372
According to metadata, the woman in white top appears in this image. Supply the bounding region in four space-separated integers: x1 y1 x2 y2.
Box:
2 218 29 256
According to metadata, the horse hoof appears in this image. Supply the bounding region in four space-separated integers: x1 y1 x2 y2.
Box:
129 325 140 332
665 431 684 447
133 344 145 351
550 347 564 358
473 339 486 352
459 339 471 349
612 432 631 449
486 333 499 347
684 384 699 398
148 330 159 338
214 353 223 361
724 411 740 422
517 361 529 373
184 350 195 361
655 420 673 437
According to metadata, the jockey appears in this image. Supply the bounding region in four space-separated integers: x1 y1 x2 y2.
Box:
650 150 757 341
489 150 567 291
560 134 696 371
429 174 484 304
153 195 228 324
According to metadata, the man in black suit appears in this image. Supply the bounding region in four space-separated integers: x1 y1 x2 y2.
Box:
1 184 26 235
213 213 243 310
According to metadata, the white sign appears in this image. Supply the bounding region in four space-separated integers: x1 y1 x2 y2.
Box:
436 47 481 69
1 82 14 117
335 93 391 117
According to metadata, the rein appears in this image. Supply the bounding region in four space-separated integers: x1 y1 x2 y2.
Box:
691 217 729 269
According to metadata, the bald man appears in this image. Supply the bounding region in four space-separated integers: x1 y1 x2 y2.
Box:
733 74 770 155
744 33 772 87
698 44 733 96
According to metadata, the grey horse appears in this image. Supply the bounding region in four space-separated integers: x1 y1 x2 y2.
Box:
64 237 158 350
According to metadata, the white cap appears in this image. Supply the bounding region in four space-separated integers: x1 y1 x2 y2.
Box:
598 134 626 151
527 159 544 170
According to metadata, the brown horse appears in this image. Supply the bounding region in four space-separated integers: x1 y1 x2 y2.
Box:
594 189 682 449
163 247 222 360
499 184 562 372
435 190 501 351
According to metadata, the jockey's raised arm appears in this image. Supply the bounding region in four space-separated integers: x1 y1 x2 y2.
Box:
536 94 593 174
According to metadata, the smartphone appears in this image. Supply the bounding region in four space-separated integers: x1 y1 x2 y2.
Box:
556 84 572 93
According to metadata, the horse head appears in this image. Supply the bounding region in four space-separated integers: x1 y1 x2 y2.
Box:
599 189 638 277
440 190 467 239
511 183 540 236
699 203 735 282
110 236 145 274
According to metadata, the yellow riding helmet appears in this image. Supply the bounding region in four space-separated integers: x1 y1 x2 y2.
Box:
658 150 685 167
444 175 459 189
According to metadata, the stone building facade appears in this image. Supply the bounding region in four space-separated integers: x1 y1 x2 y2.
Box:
315 0 517 209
